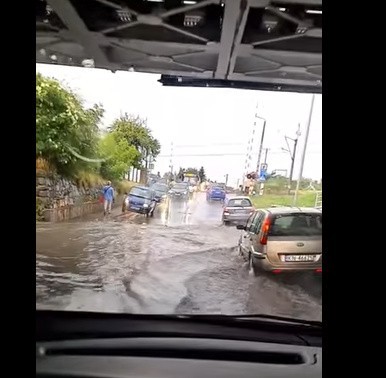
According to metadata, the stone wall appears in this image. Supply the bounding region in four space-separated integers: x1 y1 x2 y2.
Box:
36 169 105 222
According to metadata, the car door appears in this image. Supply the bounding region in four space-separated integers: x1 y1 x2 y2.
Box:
249 211 266 256
239 212 258 258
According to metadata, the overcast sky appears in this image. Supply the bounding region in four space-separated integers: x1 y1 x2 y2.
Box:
36 64 322 187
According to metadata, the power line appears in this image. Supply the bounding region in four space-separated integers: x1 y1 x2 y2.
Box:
158 150 321 158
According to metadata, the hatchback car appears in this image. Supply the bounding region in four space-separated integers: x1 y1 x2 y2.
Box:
222 196 254 225
237 207 322 274
207 186 226 202
123 186 157 217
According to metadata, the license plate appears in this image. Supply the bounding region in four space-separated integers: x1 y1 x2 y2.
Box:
131 206 140 210
284 255 315 262
234 209 245 213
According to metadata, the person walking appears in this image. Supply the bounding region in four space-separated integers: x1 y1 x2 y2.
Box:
102 180 115 216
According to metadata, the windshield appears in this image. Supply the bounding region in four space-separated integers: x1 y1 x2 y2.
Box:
173 184 187 189
130 187 152 199
227 199 252 207
36 66 321 322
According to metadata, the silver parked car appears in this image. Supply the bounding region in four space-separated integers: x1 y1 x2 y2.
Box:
222 196 254 225
237 207 322 274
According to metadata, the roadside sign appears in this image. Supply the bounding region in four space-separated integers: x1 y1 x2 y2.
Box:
259 164 267 181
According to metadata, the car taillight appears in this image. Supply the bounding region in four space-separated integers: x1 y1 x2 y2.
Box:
260 218 271 245
315 268 322 273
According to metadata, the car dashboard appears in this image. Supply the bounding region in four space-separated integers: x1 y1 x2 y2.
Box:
36 311 322 378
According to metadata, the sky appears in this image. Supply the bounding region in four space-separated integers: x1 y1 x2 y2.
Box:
36 64 322 187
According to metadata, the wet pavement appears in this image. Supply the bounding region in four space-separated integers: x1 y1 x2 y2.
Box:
36 192 322 320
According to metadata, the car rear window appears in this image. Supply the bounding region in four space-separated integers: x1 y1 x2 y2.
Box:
227 199 252 207
269 213 322 236
212 187 224 191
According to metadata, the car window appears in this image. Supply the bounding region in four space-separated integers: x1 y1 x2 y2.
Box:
245 212 257 230
174 184 187 189
250 211 264 234
269 214 322 236
227 198 252 207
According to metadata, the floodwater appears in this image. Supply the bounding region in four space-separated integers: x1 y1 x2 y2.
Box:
36 192 322 320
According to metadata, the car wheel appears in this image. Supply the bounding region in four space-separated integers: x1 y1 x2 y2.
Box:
223 220 229 226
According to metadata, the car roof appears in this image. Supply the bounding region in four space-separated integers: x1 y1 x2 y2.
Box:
262 206 322 215
36 1 322 94
228 196 251 200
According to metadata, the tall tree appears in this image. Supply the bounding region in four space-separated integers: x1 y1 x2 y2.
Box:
109 114 160 168
99 132 140 181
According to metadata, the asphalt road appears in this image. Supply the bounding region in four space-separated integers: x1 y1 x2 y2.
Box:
36 192 322 320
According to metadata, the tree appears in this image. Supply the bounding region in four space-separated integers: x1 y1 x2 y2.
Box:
109 114 160 168
36 73 104 176
99 132 140 181
198 166 206 182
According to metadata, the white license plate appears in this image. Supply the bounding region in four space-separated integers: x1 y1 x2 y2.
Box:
131 206 140 210
284 255 315 262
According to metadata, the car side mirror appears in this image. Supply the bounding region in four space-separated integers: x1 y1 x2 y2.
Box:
236 224 246 230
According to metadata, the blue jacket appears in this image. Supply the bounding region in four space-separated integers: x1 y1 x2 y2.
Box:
103 185 114 201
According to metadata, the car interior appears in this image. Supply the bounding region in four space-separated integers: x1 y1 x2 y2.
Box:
36 1 322 377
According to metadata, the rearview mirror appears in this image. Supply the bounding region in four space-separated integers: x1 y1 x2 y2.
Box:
236 224 246 230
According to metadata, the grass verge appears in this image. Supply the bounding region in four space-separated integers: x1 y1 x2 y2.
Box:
249 191 317 208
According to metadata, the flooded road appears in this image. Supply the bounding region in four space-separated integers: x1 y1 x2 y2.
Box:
36 192 322 320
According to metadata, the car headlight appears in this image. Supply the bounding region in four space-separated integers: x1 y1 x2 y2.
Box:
162 194 167 198
143 204 149 208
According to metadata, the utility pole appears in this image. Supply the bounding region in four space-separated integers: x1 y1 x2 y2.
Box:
169 142 174 175
293 94 315 206
282 124 301 194
264 148 269 164
255 118 267 175
225 174 229 186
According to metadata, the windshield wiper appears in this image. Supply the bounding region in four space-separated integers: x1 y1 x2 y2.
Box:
231 314 321 327
176 314 321 328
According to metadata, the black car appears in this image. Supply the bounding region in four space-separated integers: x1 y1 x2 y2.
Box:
168 182 189 200
123 186 157 217
151 183 169 203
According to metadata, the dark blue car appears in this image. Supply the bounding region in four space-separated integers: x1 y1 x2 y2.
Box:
206 186 226 202
123 186 157 217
